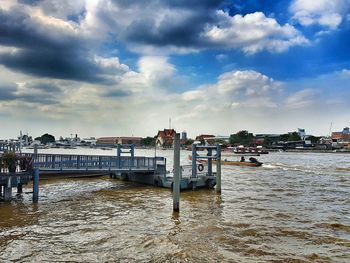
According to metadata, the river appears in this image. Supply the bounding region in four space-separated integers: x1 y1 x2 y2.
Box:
0 149 349 262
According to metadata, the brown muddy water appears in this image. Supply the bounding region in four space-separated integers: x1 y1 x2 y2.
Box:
0 150 349 262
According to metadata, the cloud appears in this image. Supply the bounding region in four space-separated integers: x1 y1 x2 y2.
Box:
285 88 317 108
215 70 281 96
80 1 307 54
0 5 129 83
290 0 350 29
204 11 309 54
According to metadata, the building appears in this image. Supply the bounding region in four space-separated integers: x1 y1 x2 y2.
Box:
298 128 306 140
156 129 176 147
181 131 187 141
331 127 350 141
96 137 119 147
331 127 350 149
116 137 142 146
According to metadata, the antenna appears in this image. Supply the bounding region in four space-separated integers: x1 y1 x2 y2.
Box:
328 122 333 137
169 117 171 129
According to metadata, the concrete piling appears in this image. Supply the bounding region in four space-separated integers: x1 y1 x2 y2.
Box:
216 145 222 194
173 133 180 212
33 169 39 203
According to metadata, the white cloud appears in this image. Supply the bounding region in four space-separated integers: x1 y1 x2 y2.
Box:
204 11 309 54
215 70 281 96
285 89 317 108
290 0 350 29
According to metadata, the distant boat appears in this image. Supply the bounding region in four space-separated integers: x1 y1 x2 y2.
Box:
212 159 262 167
188 155 263 167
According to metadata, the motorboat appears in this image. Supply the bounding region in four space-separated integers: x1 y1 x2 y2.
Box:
188 155 263 167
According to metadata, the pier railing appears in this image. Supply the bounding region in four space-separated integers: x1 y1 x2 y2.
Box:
23 153 165 171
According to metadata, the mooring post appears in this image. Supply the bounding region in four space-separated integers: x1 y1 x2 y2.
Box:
17 183 23 194
216 144 222 194
117 144 121 169
33 168 39 203
207 148 213 176
4 176 12 201
173 133 180 212
34 144 38 156
191 144 197 179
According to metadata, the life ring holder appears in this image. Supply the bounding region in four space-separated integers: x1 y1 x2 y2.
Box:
198 164 204 172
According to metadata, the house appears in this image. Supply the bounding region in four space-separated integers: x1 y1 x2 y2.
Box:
156 129 176 147
195 134 215 145
331 127 350 142
96 137 119 147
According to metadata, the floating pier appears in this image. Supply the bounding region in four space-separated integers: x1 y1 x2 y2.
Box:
0 141 21 153
21 143 221 190
0 154 39 202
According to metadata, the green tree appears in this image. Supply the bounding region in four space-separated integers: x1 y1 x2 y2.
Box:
140 137 156 146
288 132 301 141
278 132 301 142
306 136 320 144
35 133 55 144
229 130 254 146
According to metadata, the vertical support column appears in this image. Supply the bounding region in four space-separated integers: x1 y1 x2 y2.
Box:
4 176 12 201
216 145 222 194
173 133 180 212
191 144 197 179
0 185 3 197
52 155 56 169
33 144 38 169
117 144 121 169
99 156 102 169
33 169 39 203
130 145 135 167
76 156 80 169
207 148 212 176
17 175 23 194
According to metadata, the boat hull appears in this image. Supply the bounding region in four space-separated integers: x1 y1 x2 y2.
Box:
212 160 262 167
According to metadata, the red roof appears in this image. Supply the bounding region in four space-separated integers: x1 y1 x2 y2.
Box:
332 132 350 140
157 129 176 139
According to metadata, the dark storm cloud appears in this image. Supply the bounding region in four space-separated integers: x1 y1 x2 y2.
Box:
0 8 113 83
0 48 105 83
18 0 42 6
108 0 225 48
0 81 61 104
112 0 222 8
0 83 16 101
103 89 131 98
25 82 62 93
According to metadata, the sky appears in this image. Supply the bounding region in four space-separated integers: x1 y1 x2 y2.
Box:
0 0 349 139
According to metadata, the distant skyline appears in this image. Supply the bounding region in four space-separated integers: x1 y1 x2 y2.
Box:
0 0 349 139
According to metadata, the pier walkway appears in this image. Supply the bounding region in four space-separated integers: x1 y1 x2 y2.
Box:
24 145 166 177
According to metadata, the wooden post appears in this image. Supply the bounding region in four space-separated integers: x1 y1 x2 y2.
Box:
216 145 222 194
173 133 180 212
33 169 39 203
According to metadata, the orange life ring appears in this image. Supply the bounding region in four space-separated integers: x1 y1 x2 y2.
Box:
198 164 204 172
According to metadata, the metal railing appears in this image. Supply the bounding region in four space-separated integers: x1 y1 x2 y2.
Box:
23 153 165 171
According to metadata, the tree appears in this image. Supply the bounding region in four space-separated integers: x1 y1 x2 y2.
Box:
140 137 156 147
288 132 301 141
35 133 55 144
278 132 301 142
306 136 320 144
229 130 254 146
